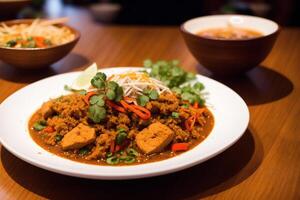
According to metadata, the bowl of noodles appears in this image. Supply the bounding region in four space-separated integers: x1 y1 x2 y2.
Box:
0 18 80 69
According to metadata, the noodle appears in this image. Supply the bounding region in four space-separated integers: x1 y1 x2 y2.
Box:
0 18 75 48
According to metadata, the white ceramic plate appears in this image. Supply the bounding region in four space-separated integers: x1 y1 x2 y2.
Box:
0 67 249 180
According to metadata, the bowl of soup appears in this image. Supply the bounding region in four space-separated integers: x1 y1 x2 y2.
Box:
180 15 279 75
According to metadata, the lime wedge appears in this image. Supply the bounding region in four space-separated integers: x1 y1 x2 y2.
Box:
72 63 98 90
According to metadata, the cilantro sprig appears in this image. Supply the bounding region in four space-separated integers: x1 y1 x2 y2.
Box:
172 82 205 105
137 89 159 106
144 59 206 105
87 72 125 123
144 59 195 88
91 72 124 102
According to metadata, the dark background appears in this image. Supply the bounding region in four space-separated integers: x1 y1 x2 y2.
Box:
0 0 299 26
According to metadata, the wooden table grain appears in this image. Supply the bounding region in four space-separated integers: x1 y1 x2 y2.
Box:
0 6 299 200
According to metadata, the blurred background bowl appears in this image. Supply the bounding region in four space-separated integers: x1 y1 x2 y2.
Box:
181 15 279 76
0 18 80 69
90 3 121 23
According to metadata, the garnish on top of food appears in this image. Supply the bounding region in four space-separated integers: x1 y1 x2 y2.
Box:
0 17 75 48
28 59 214 166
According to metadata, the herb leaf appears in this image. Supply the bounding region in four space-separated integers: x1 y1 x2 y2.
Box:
137 95 149 106
145 59 195 88
107 81 118 90
114 86 124 102
64 85 87 95
171 87 182 95
144 59 206 105
149 90 158 100
33 120 47 131
88 105 106 123
89 95 105 106
106 89 116 100
105 81 123 102
91 72 106 89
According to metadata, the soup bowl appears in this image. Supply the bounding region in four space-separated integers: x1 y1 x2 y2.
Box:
0 19 80 69
180 15 279 75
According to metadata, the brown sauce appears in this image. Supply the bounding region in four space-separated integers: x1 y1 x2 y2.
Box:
28 110 214 166
28 95 214 166
197 27 263 40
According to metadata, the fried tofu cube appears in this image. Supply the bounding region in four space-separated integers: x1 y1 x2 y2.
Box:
136 122 174 154
61 123 96 150
40 101 54 119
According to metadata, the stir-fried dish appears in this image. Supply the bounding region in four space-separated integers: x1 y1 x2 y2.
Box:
29 60 214 165
0 18 75 48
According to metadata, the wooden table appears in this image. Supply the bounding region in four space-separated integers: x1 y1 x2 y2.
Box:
0 5 299 200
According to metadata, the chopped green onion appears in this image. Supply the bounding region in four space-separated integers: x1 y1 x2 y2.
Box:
149 90 158 100
123 156 136 164
193 82 205 91
44 39 52 45
25 40 36 48
144 59 195 88
79 147 90 155
143 59 152 67
172 87 182 95
106 156 119 165
39 120 47 126
117 127 126 133
181 104 189 108
127 148 139 157
171 112 179 118
106 152 113 158
6 40 17 47
33 120 47 131
143 59 206 106
55 134 63 142
116 131 127 145
181 92 196 103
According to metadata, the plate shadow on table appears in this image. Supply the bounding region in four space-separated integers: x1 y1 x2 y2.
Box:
51 53 92 74
1 128 263 200
196 65 294 106
0 53 90 84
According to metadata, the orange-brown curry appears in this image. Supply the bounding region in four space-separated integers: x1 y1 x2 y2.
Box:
29 92 214 165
